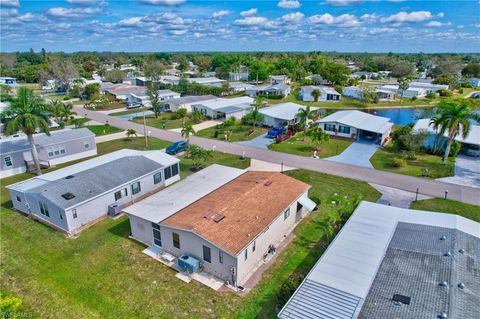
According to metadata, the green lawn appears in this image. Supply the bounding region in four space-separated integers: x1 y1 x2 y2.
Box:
370 143 455 178
269 133 352 158
96 137 172 155
132 114 192 130
86 102 127 111
196 124 268 142
410 198 480 222
85 125 123 136
0 141 381 318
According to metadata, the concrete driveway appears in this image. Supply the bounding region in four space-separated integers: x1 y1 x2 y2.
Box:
325 140 379 169
169 120 222 133
236 134 274 150
437 155 480 188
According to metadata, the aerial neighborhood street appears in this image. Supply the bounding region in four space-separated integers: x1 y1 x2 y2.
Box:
0 0 479 318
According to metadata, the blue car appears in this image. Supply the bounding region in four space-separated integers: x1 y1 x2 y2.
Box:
267 127 286 138
166 141 187 155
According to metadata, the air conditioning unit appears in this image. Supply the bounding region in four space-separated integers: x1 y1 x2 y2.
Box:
108 203 123 217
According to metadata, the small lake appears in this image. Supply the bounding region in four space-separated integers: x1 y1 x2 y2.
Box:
363 108 436 126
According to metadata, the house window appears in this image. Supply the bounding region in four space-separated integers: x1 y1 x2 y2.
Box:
47 145 66 157
152 223 162 247
284 208 290 220
60 146 66 154
244 248 248 261
203 245 211 263
172 232 180 249
171 164 179 176
59 211 63 220
72 209 77 219
153 172 161 184
338 126 350 134
16 196 21 202
4 156 12 167
114 190 122 201
131 181 141 195
84 140 90 149
219 251 224 264
164 166 172 180
39 202 50 217
252 240 256 252
324 124 336 132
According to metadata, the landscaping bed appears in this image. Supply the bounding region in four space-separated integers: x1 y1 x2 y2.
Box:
268 133 352 158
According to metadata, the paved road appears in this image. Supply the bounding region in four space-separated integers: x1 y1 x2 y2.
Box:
75 106 480 206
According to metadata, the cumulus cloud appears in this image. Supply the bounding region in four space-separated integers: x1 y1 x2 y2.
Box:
234 16 277 29
240 8 257 17
278 0 301 9
212 10 230 18
0 0 19 8
66 0 97 5
118 16 143 27
426 21 451 27
281 12 304 23
324 0 364 6
139 0 186 6
437 12 444 18
308 13 360 27
381 11 433 23
46 7 102 19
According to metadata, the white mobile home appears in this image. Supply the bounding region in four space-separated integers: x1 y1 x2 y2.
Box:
191 96 254 120
125 165 315 288
299 86 341 102
259 103 319 127
127 89 181 108
343 86 395 101
186 77 226 88
7 149 180 236
246 84 291 98
162 95 218 113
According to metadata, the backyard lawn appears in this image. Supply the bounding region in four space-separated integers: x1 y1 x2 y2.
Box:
0 147 381 318
370 143 455 178
85 124 123 136
410 198 480 222
196 124 268 142
268 133 352 158
131 113 192 130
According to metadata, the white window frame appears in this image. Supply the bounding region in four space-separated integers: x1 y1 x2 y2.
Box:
4 156 13 167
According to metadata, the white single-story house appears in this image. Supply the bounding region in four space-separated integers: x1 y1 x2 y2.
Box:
125 164 316 288
269 75 291 85
0 128 97 178
343 86 395 101
305 75 331 86
105 86 146 100
191 96 254 120
279 201 480 319
317 110 393 145
126 89 181 108
246 84 291 98
186 77 226 88
228 81 254 93
259 103 319 127
162 95 218 113
135 76 181 87
7 149 180 236
229 72 249 81
413 118 480 155
379 84 427 98
299 86 341 102
0 77 18 87
409 81 449 93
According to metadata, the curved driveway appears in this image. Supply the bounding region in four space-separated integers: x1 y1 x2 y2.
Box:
75 106 480 206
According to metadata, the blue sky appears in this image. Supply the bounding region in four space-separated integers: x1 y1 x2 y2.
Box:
1 0 479 52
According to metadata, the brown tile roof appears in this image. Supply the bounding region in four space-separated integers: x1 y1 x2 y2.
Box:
161 171 310 255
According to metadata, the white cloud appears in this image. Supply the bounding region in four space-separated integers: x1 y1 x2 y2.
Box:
0 8 17 16
381 11 433 23
118 16 143 27
139 0 186 6
240 8 257 17
212 10 230 18
368 27 395 35
170 29 187 35
308 13 360 27
426 21 451 27
66 0 97 5
278 0 301 9
360 13 378 22
0 0 19 8
324 0 364 6
17 12 37 22
234 16 269 26
46 7 102 19
437 12 444 18
281 12 304 23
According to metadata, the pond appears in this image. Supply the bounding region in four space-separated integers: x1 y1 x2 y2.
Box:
363 108 436 126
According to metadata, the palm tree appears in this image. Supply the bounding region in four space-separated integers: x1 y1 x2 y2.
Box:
311 89 320 102
181 123 195 144
429 115 442 154
297 105 315 141
0 88 50 175
244 107 264 132
126 128 137 141
435 99 480 164
49 100 74 126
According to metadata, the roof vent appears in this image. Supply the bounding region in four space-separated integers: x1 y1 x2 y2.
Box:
263 179 272 186
458 283 465 289
458 249 465 254
444 251 451 257
438 312 447 319
61 192 75 200
65 175 74 179
440 235 446 240
204 211 215 219
392 294 410 305
213 214 225 223
439 281 448 287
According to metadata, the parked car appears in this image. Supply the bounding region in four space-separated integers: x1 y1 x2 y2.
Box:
126 103 142 109
166 141 187 155
275 133 289 143
267 126 286 138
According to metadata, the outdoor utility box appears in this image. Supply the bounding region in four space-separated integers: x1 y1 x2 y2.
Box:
108 204 123 217
178 254 200 273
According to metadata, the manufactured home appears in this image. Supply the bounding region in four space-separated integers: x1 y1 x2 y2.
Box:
259 103 319 127
299 86 341 102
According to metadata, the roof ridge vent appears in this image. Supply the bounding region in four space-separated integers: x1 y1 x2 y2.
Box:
439 281 448 287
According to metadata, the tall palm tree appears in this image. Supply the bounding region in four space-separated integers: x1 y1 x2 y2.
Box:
1 88 50 175
181 123 195 144
429 115 442 154
297 105 315 141
49 100 74 125
435 99 480 164
245 107 264 132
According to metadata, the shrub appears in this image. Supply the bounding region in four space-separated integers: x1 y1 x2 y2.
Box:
426 92 437 99
411 96 417 101
438 89 453 97
223 117 236 127
334 85 343 94
404 151 417 161
457 88 464 94
390 158 406 168
276 273 304 309
449 141 461 158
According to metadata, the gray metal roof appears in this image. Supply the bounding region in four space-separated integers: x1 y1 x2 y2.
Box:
0 128 94 154
169 95 218 105
215 106 243 114
28 156 164 209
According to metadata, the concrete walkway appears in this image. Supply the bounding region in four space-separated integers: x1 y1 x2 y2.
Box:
437 155 480 188
248 159 296 172
370 183 432 208
236 134 274 150
168 120 222 133
74 106 480 206
325 141 379 169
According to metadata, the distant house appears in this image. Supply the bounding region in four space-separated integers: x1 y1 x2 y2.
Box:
227 81 254 93
379 84 426 98
162 95 218 113
246 84 291 98
279 201 480 319
229 72 249 81
299 86 341 102
343 86 395 101
0 128 96 178
0 77 18 87
305 75 331 86
105 86 146 100
124 164 315 288
469 78 480 88
135 76 181 87
191 96 254 120
259 103 318 127
7 149 180 236
269 75 291 85
317 110 393 145
186 77 226 88
127 89 181 108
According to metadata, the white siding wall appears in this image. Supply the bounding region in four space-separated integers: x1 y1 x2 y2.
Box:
320 122 358 139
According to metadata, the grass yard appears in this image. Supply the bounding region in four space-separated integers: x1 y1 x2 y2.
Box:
269 133 352 158
85 125 123 136
86 101 127 111
410 198 480 222
370 143 455 178
178 151 250 178
0 141 381 318
196 124 268 142
131 113 192 130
